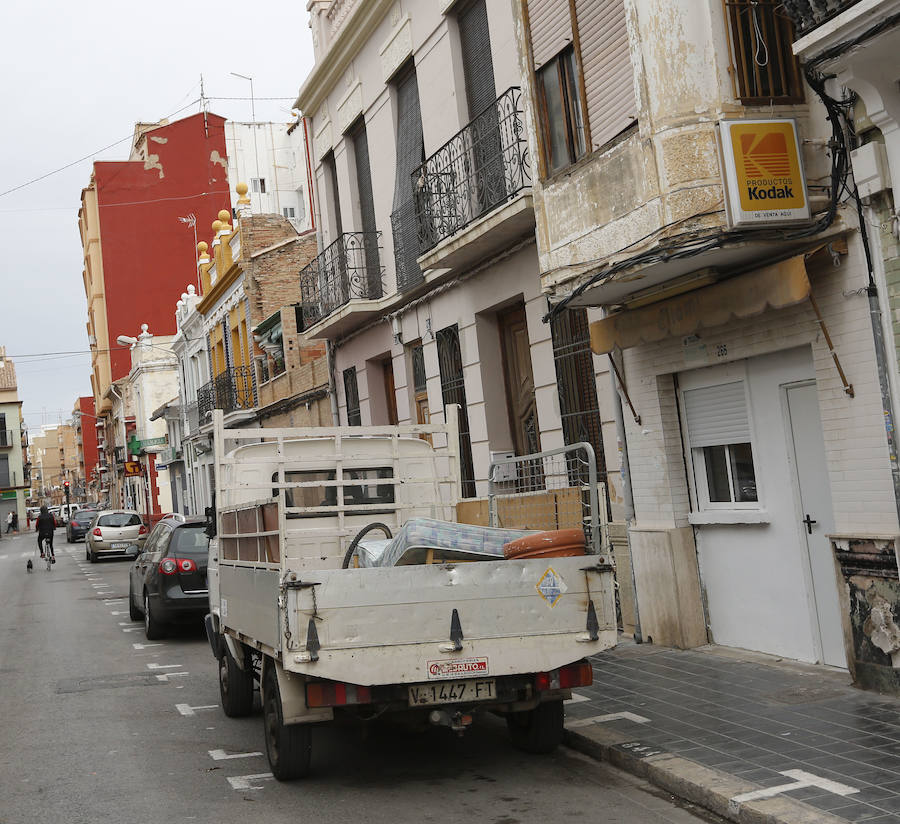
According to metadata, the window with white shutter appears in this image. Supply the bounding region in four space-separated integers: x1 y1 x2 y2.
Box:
682 381 759 508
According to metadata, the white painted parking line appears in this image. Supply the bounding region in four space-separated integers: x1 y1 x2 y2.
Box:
729 770 857 811
566 692 591 704
133 642 162 650
0 554 8 560
147 663 183 670
121 626 142 633
175 703 218 717
109 611 128 616
566 711 651 728
227 774 274 791
155 672 189 681
209 749 263 761
103 599 126 604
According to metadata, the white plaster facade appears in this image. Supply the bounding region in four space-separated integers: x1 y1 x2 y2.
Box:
296 0 617 500
121 327 180 518
225 121 314 234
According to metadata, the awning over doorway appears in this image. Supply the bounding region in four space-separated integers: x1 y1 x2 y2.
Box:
589 255 811 354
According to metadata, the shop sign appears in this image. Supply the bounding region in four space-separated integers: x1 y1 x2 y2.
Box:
123 461 143 477
719 119 810 228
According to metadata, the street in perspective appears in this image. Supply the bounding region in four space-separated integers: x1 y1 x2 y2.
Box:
2 1 900 823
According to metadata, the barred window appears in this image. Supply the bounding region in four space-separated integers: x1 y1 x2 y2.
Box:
723 0 804 104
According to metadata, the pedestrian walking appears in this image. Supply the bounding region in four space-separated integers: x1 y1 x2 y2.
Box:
5 512 12 533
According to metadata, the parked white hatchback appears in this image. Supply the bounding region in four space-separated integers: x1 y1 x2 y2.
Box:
86 510 147 562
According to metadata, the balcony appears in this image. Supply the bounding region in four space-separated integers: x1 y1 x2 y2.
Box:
781 0 864 35
299 232 385 338
413 87 532 275
197 366 256 423
185 402 200 434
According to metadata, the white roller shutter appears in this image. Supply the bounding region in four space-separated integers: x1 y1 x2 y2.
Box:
574 0 636 149
683 382 751 447
526 0 573 67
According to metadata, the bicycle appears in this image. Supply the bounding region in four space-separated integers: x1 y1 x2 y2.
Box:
40 536 54 571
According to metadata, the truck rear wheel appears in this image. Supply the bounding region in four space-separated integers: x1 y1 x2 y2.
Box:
263 664 311 780
507 700 564 754
219 643 254 718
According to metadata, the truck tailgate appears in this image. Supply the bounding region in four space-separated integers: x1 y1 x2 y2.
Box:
282 556 616 685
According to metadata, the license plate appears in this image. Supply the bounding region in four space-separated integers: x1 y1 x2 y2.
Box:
408 679 495 707
110 542 129 549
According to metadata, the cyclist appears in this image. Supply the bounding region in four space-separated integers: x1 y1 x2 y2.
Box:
35 505 56 563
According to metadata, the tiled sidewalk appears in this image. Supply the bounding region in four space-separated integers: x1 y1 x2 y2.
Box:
566 642 900 823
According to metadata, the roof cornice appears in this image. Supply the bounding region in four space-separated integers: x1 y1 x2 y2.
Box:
295 0 394 115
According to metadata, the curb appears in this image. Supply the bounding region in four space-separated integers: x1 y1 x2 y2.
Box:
564 725 849 824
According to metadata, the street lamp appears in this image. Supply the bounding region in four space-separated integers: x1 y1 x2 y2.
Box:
117 335 138 347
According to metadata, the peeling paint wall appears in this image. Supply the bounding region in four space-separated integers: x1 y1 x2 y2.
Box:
514 0 833 295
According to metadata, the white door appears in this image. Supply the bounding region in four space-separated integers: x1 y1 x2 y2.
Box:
785 382 846 668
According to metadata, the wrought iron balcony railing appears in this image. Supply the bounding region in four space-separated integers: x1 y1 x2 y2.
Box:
299 231 384 328
197 366 257 421
780 0 863 35
413 86 530 254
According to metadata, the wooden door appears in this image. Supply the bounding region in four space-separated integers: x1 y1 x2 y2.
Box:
498 305 539 457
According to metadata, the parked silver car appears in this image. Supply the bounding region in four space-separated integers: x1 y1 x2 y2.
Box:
86 510 147 562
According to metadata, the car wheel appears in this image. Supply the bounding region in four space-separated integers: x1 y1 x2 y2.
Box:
263 664 311 780
219 643 254 718
85 546 90 562
506 700 565 754
144 592 165 640
66 530 72 544
129 583 142 621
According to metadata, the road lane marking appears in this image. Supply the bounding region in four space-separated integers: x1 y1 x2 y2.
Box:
175 703 218 716
109 611 128 616
566 693 591 704
155 672 189 681
133 643 162 649
566 711 651 728
729 770 857 812
147 663 183 670
121 627 142 633
209 749 263 761
227 774 274 791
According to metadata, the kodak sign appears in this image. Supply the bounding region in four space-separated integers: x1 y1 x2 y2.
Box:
719 119 810 228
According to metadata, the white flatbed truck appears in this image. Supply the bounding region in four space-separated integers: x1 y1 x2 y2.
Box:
204 408 617 779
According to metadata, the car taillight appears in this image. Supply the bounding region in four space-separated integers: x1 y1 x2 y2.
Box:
534 660 593 692
138 524 148 535
306 681 372 708
159 557 197 575
71 521 78 527
92 527 102 537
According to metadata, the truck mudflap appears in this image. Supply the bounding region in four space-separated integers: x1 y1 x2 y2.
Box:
279 556 616 685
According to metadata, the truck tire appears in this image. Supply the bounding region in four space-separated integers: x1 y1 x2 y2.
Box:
506 700 565 754
263 664 311 780
219 643 254 718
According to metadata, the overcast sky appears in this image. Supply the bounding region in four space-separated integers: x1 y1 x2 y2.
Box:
0 1 314 437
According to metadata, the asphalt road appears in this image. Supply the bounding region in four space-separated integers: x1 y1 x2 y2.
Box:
0 529 723 824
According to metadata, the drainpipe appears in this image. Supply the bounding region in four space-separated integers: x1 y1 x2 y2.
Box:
109 383 127 509
326 339 340 426
610 348 642 643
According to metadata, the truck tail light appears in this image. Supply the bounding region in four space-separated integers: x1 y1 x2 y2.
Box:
306 681 372 708
534 660 593 692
